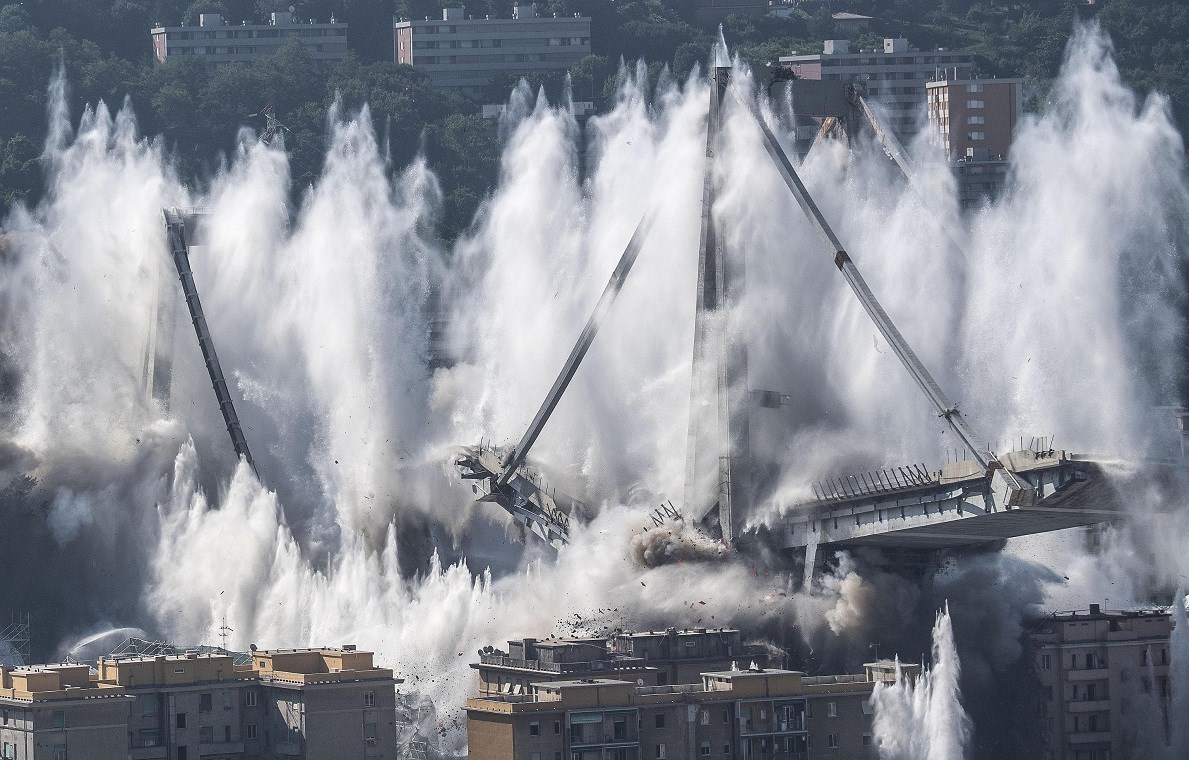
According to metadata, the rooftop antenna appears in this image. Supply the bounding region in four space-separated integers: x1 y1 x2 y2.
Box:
218 615 233 653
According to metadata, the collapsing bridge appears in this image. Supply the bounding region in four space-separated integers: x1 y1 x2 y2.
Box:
453 48 1124 574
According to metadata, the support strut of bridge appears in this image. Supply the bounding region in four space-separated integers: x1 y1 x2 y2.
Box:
163 208 256 472
685 62 752 545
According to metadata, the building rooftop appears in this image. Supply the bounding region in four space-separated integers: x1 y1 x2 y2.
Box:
1041 605 1172 622
0 664 129 703
96 645 398 688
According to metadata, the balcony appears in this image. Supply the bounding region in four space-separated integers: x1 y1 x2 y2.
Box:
1068 732 1112 745
1067 668 1109 681
1067 700 1110 713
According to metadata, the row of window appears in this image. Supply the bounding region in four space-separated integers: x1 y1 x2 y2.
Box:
410 36 588 49
410 22 589 34
418 52 583 65
165 27 345 40
822 55 969 66
169 44 348 56
1040 648 1170 670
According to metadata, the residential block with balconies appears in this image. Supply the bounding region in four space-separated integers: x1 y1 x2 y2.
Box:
1029 604 1175 760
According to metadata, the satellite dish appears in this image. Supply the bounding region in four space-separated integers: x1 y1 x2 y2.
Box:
289 5 295 12
637 679 644 686
249 643 258 652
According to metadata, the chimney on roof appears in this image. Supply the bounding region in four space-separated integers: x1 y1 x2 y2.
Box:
1089 604 1101 615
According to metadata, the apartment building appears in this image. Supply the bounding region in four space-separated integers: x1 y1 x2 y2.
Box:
779 38 973 138
474 628 773 697
925 77 1022 160
466 661 915 760
394 5 591 93
925 76 1023 207
151 11 348 67
0 664 132 760
1029 605 1175 760
96 645 399 760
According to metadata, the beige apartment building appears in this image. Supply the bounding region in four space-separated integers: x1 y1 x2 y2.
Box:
94 645 399 760
2 645 399 759
0 663 133 760
1029 605 1175 760
467 661 916 760
475 628 773 697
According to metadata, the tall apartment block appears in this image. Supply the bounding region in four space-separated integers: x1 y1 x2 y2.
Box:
394 5 591 93
779 38 973 138
467 661 916 760
926 77 1023 207
474 627 774 697
1 645 399 759
1029 605 1176 760
151 11 348 67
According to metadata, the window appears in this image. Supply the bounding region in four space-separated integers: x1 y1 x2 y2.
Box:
200 726 214 742
176 713 186 729
828 701 837 718
969 132 985 141
724 745 731 755
967 83 983 93
701 742 711 756
223 691 232 710
224 726 231 742
199 694 212 713
364 691 376 708
364 722 377 739
968 99 984 108
701 710 710 726
1071 654 1079 669
246 724 258 740
530 722 540 736
967 116 985 125
828 734 838 748
53 746 66 760
723 709 730 724
863 735 872 746
656 744 666 759
1 709 6 725
531 754 541 760
2 742 14 760
139 729 160 747
554 721 561 735
52 710 65 729
177 748 187 760
1042 655 1051 670
245 691 258 707
655 714 665 729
